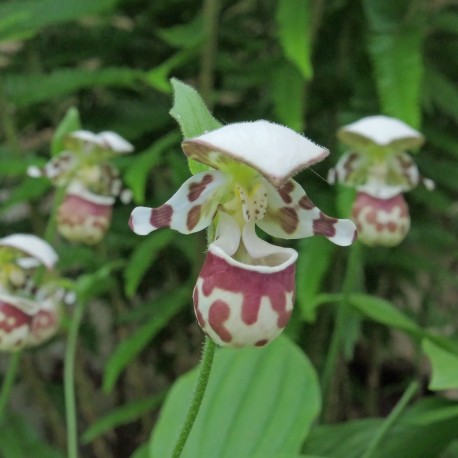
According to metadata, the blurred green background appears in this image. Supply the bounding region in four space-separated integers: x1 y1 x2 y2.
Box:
0 0 458 457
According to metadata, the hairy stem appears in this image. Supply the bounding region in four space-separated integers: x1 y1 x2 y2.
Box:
171 337 216 458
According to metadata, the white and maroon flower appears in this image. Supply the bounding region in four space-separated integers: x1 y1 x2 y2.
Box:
57 181 115 245
329 115 433 246
130 120 357 347
28 129 134 244
0 235 61 351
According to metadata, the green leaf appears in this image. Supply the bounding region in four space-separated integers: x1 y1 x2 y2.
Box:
169 78 221 175
149 336 321 457
51 107 81 156
349 293 423 337
368 30 423 128
271 62 305 131
0 0 118 42
123 231 175 297
102 287 190 393
276 0 313 80
124 131 180 204
82 393 164 443
296 237 335 321
5 68 142 107
303 398 458 458
422 338 458 391
130 444 150 458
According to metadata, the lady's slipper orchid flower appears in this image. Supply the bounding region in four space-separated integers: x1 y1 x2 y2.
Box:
28 130 134 244
130 121 357 347
0 235 61 351
328 115 433 247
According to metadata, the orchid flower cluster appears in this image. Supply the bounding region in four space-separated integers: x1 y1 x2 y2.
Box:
130 121 357 348
29 131 134 244
328 116 433 247
0 235 62 351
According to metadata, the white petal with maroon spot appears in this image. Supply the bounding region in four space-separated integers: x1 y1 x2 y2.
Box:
0 234 57 269
257 179 357 246
182 120 329 187
27 151 77 184
338 115 424 150
328 151 369 186
130 170 229 236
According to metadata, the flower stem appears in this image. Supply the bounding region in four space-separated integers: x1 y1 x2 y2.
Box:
320 242 360 421
0 351 21 421
199 0 220 107
64 299 87 458
361 380 419 458
171 337 216 458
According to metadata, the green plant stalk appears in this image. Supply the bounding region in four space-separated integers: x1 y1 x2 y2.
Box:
320 242 360 420
171 337 216 458
361 380 419 458
0 351 21 421
198 0 220 107
64 299 87 458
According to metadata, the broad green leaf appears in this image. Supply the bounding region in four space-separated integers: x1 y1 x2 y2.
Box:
368 30 423 128
422 338 458 390
349 293 422 337
82 393 164 443
51 107 81 156
363 0 425 128
130 444 150 458
271 62 305 131
276 0 313 80
0 0 118 42
169 78 221 175
303 398 458 458
150 336 321 457
124 131 180 204
103 287 190 393
5 68 142 107
123 231 175 297
296 237 335 321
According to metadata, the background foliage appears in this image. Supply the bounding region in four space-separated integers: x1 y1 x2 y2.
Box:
0 0 457 457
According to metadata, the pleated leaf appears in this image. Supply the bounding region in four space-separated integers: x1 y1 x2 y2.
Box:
149 336 321 458
276 0 313 80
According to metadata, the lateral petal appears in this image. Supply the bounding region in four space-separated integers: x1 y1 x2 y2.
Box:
129 171 229 235
257 179 357 246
